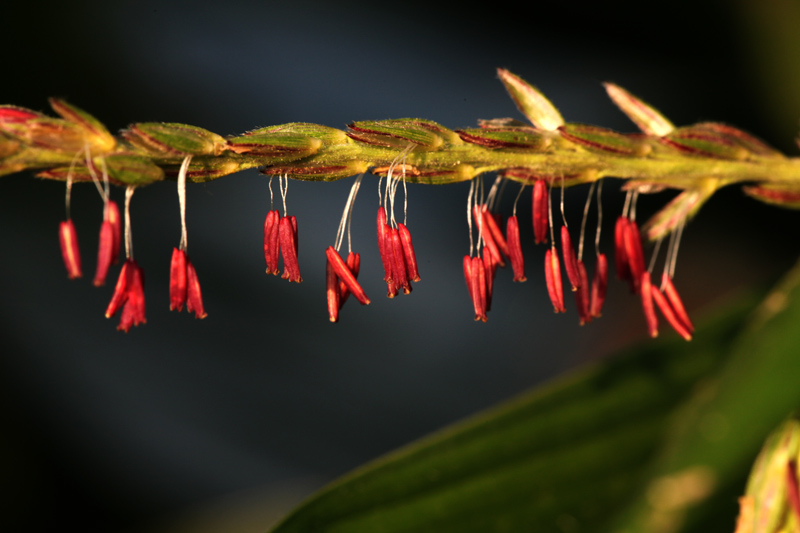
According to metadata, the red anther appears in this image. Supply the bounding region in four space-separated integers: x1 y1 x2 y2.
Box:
506 215 526 282
326 246 370 305
590 253 608 318
786 460 800 525
532 179 549 244
474 256 488 321
59 219 82 279
118 261 146 332
339 251 361 305
93 220 114 287
105 260 132 318
384 223 399 298
624 219 646 293
390 228 411 294
481 208 509 258
264 209 281 275
544 248 566 313
463 255 474 302
474 205 505 268
326 257 339 323
651 284 691 341
575 260 591 325
483 251 496 313
169 247 187 311
614 216 631 282
398 223 420 282
640 271 658 338
185 258 207 319
661 273 694 333
376 208 393 283
560 226 581 291
279 216 302 282
107 200 122 264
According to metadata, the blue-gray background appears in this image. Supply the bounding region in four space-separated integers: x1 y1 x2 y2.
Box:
2 1 800 531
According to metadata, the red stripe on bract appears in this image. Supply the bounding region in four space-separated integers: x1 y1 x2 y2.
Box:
326 257 339 322
661 274 694 333
575 260 591 325
185 257 207 319
326 246 370 305
506 215 526 282
169 247 187 311
376 208 393 283
107 201 122 264
624 220 646 293
105 260 132 318
614 216 631 282
390 228 411 294
651 284 691 341
59 219 82 279
640 272 658 338
93 221 114 287
482 209 509 258
544 248 566 313
279 216 302 282
560 226 580 291
532 180 548 244
264 210 280 275
398 223 420 282
590 253 608 318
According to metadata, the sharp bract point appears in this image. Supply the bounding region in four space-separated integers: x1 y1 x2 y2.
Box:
497 68 564 130
603 82 674 136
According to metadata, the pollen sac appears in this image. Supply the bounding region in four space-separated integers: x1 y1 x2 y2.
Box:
185 258 207 319
574 260 591 325
589 253 608 318
456 127 550 151
558 123 650 156
326 246 370 306
123 122 228 156
326 257 340 323
622 218 646 293
661 274 694 333
463 255 488 322
639 272 658 338
338 251 361 306
532 179 549 244
169 247 188 312
264 209 281 275
347 119 454 150
93 220 115 287
279 215 302 283
59 219 82 279
505 215 526 282
650 284 691 341
560 226 581 292
398 224 420 283
480 208 509 259
544 248 566 313
106 259 146 332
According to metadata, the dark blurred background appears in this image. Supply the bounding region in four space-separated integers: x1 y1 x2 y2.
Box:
2 1 800 531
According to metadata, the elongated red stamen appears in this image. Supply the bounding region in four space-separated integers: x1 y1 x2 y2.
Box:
661 274 694 332
118 261 146 332
483 251 496 313
377 207 393 283
545 248 566 313
625 219 646 293
614 216 630 282
339 251 360 304
169 247 187 311
326 257 339 323
185 258 207 319
506 215 526 282
590 253 608 318
640 271 658 337
106 260 132 318
93 220 114 286
398 223 420 282
481 209 509 258
474 205 505 268
474 256 487 322
651 284 691 340
560 226 580 291
326 246 370 305
279 216 302 282
59 219 82 279
264 209 280 275
384 223 399 298
575 260 591 325
390 228 411 294
532 180 548 244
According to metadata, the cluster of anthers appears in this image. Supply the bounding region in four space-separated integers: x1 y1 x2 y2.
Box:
5 68 797 336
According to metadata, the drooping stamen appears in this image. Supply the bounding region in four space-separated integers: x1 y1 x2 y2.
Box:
574 260 591 325
473 255 487 322
532 179 549 244
105 260 132 318
264 209 281 275
326 246 370 305
279 216 302 282
93 220 114 286
481 207 509 259
390 228 411 294
377 207 393 284
483 250 496 313
169 247 188 311
177 155 192 252
339 251 361 306
185 257 207 319
475 204 505 268
624 218 646 293
506 215 526 282
577 181 597 262
651 283 691 341
117 260 146 332
614 216 631 283
59 218 82 279
326 257 340 323
661 274 694 333
640 271 658 338
544 248 566 313
560 226 581 291
590 253 608 318
398 223 420 282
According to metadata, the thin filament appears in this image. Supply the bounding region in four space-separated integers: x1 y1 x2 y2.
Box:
178 155 193 251
622 189 632 219
648 237 663 274
335 173 363 252
280 174 288 217
577 181 597 261
548 178 556 249
467 179 475 256
268 176 274 211
512 182 525 217
594 179 603 255
559 175 568 228
124 186 135 260
668 219 686 280
85 145 107 203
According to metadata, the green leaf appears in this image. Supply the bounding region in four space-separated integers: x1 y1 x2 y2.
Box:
268 296 755 533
